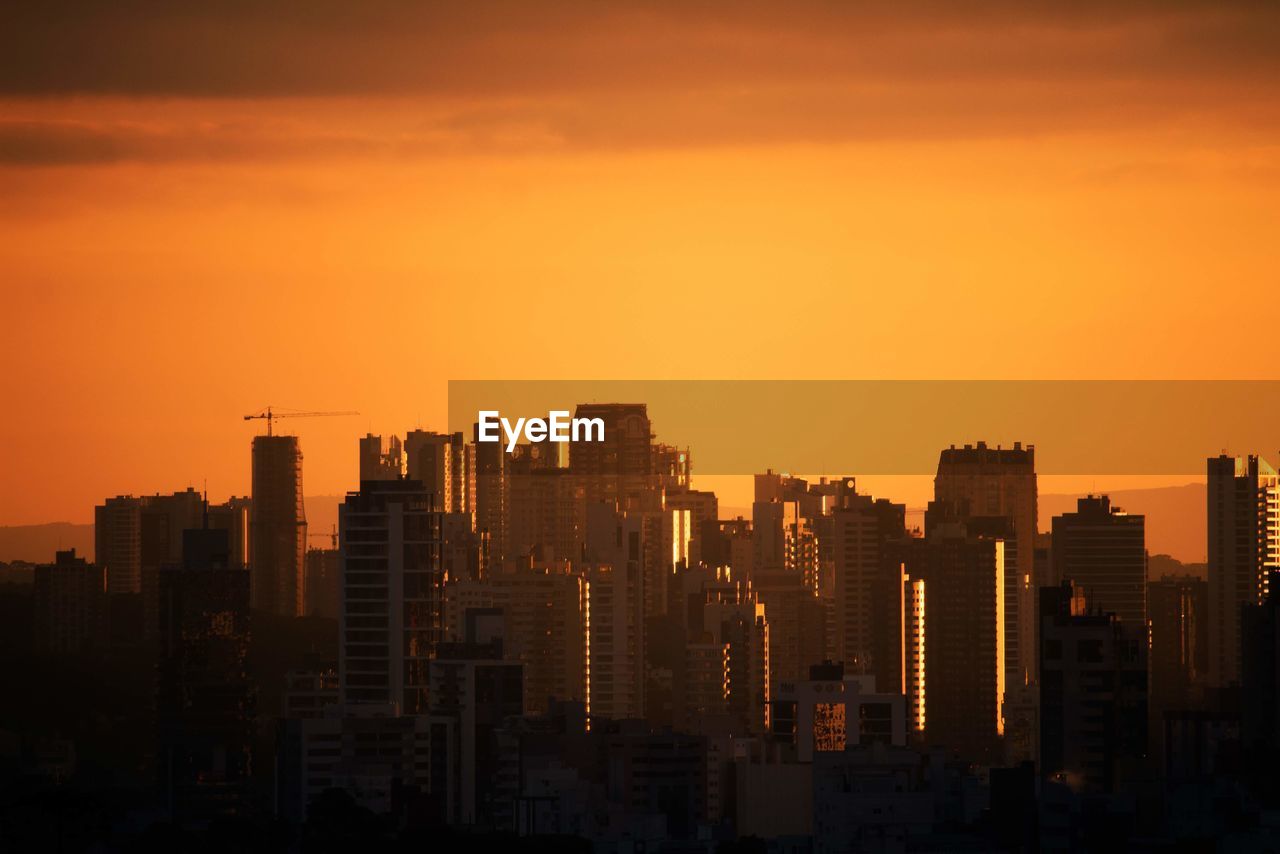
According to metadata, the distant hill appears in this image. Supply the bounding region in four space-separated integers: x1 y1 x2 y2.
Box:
0 496 347 564
0 523 94 564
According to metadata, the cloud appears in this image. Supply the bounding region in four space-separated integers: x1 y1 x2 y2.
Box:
1 1 1278 164
3 1 1279 97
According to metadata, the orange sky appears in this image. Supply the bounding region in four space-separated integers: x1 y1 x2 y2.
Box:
2 1 1279 525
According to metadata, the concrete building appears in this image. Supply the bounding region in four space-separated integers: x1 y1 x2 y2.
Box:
1039 580 1147 794
935 441 1038 687
1148 574 1208 718
405 430 472 513
1051 495 1147 631
812 745 937 854
472 425 508 563
586 562 644 722
33 548 107 655
831 492 906 674
884 502 1007 764
1207 454 1280 687
664 488 718 569
275 703 453 825
339 478 443 715
97 489 205 639
568 403 659 512
771 662 908 761
430 641 524 827
95 495 144 595
252 435 307 617
444 567 589 715
753 568 827 697
358 433 403 482
282 669 338 719
157 528 254 825
304 547 341 619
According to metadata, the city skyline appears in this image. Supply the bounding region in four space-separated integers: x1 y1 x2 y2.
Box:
5 1 1280 525
4 2 1280 849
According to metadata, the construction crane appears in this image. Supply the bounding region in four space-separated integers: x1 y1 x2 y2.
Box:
243 406 358 436
307 525 339 550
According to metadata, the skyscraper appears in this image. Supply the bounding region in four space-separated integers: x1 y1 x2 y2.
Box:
95 489 205 640
1208 454 1280 687
96 495 144 595
1039 580 1147 794
1148 574 1208 718
916 502 1006 762
830 492 906 674
935 441 1037 687
406 429 471 512
444 566 589 716
252 434 307 617
1050 495 1146 630
339 477 444 715
358 433 403 482
569 402 659 511
472 425 508 564
156 527 254 824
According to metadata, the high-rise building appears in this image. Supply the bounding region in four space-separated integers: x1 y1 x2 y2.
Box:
95 489 205 640
1207 454 1280 687
304 547 341 619
339 478 444 715
583 504 648 721
443 566 589 715
430 641 524 827
664 488 718 569
206 497 251 570
830 492 906 674
1241 573 1280 756
358 433 403 482
1050 495 1146 630
753 568 826 697
96 495 144 595
687 571 771 736
935 441 1037 687
1039 580 1147 794
406 430 472 513
681 637 731 730
586 559 644 723
156 527 254 824
569 403 658 511
639 507 691 619
752 500 786 573
252 435 307 617
1148 574 1208 718
702 517 754 577
915 503 1006 762
472 425 508 563
506 459 585 566
33 549 107 655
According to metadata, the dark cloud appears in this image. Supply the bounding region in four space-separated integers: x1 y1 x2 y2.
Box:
2 1 1278 165
4 1 1279 97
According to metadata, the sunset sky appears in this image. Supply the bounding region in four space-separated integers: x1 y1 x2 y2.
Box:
2 1 1279 525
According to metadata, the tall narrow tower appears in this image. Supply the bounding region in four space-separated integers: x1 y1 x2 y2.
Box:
935 441 1038 687
1208 454 1280 687
251 435 307 616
